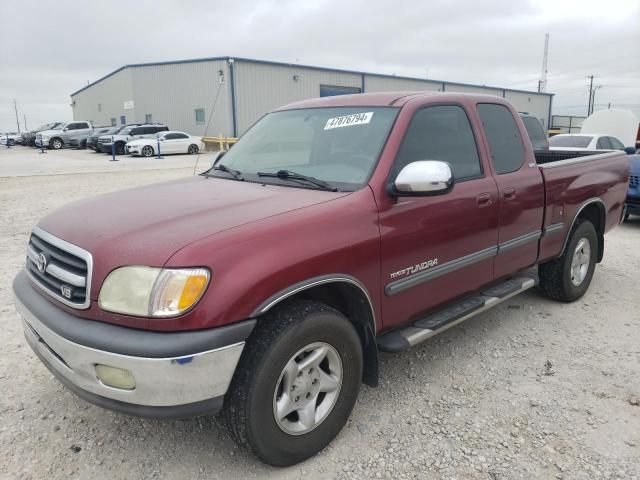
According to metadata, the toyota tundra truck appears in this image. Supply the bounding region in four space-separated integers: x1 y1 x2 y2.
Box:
13 92 629 466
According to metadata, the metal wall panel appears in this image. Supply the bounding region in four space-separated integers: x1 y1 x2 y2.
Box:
444 83 503 96
130 60 232 136
504 90 552 128
233 61 362 134
363 75 443 93
71 69 134 126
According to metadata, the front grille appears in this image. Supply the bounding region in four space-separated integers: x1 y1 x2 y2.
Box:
25 227 92 309
630 175 639 187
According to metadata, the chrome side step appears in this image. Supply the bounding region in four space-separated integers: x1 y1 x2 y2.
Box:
377 274 537 352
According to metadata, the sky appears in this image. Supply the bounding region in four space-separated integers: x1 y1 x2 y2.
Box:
1 0 639 132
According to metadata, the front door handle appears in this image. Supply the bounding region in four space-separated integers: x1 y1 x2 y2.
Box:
503 187 516 200
476 193 493 208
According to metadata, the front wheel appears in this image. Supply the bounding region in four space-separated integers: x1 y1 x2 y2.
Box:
50 138 63 150
141 145 154 157
538 219 597 302
115 143 126 155
223 300 362 466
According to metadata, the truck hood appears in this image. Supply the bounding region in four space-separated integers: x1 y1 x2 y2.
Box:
38 129 62 137
37 176 349 290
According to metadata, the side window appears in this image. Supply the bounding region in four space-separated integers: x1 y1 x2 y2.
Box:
164 133 177 140
174 133 189 139
78 123 89 129
477 103 525 174
393 105 482 181
67 123 79 130
195 108 205 124
609 137 624 150
596 137 612 149
130 127 143 136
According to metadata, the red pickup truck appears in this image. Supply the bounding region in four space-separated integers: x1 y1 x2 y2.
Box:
13 92 629 466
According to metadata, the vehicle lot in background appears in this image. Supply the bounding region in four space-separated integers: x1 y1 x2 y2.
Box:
98 124 169 155
0 146 213 177
126 131 204 157
0 158 638 478
549 133 625 151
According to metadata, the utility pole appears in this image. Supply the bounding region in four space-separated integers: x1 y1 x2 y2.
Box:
586 75 595 116
590 85 602 114
13 99 21 133
23 114 28 131
538 33 549 93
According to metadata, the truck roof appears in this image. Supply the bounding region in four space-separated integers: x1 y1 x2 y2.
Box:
277 91 507 110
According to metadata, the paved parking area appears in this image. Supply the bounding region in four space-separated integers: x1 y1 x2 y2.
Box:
0 145 215 177
0 155 639 479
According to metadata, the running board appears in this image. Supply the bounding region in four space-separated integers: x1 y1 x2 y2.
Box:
377 274 537 353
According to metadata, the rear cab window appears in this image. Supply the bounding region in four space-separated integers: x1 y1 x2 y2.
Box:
477 103 525 174
520 116 548 150
393 105 482 181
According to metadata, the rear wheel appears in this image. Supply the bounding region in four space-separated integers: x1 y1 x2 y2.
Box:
538 219 597 302
188 144 199 154
223 299 362 466
141 145 154 157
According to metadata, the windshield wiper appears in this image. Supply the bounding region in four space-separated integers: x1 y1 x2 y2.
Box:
257 170 338 192
211 164 244 181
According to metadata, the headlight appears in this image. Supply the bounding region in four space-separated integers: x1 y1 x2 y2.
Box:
98 266 210 317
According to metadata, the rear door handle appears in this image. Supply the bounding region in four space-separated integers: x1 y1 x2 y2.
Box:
476 193 493 208
503 187 516 200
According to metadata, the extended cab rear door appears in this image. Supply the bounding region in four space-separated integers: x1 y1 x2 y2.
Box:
475 103 544 279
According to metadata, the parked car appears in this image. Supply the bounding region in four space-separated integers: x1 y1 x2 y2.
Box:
519 112 549 150
549 133 626 151
66 125 110 149
0 132 23 146
23 122 63 147
625 154 640 221
98 124 169 155
90 125 137 152
35 121 93 150
126 131 204 157
13 93 629 467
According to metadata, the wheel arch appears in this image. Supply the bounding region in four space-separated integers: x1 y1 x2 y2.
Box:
251 275 379 387
561 197 606 262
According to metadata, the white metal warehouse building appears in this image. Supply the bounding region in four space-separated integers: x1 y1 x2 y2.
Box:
70 56 554 137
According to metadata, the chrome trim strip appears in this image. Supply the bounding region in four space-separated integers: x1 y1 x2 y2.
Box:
538 151 620 169
253 274 377 334
497 230 541 254
559 197 605 256
46 263 86 287
16 293 244 407
385 246 498 296
28 226 93 309
543 223 564 235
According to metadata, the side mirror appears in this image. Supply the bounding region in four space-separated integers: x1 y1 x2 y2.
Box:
624 146 637 155
389 160 454 196
212 150 226 167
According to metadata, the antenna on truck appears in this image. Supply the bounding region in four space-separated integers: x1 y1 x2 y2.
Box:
193 69 226 176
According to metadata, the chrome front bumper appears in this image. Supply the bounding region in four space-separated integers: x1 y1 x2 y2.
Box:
15 293 245 410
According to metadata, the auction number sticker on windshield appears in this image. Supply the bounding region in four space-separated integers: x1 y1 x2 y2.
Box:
324 112 374 130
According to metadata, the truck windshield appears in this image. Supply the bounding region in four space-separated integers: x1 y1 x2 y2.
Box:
213 107 399 191
549 135 593 148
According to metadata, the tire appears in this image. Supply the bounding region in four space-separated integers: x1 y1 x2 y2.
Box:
223 299 363 466
141 145 154 157
538 219 598 302
188 144 199 154
80 139 87 149
115 143 126 155
50 138 63 150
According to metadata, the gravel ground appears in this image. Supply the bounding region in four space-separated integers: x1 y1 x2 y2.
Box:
1 158 639 480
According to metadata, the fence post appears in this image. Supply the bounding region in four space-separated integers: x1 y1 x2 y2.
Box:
39 136 46 154
110 136 117 161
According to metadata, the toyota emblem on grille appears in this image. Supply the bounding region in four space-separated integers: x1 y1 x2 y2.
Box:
36 252 47 273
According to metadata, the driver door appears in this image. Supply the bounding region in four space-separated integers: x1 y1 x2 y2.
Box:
379 104 499 328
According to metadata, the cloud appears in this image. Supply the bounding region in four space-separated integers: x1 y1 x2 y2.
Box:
1 0 638 130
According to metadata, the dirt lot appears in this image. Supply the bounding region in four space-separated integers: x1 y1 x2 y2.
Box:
1 148 639 480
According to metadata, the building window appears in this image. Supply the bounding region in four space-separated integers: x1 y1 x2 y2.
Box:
195 108 206 124
319 85 361 97
145 114 153 123
120 115 126 125
98 103 102 112
110 118 116 126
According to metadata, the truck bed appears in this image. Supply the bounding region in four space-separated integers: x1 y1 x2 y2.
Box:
533 149 611 165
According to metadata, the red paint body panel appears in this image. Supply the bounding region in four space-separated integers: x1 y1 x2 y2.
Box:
29 93 630 333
